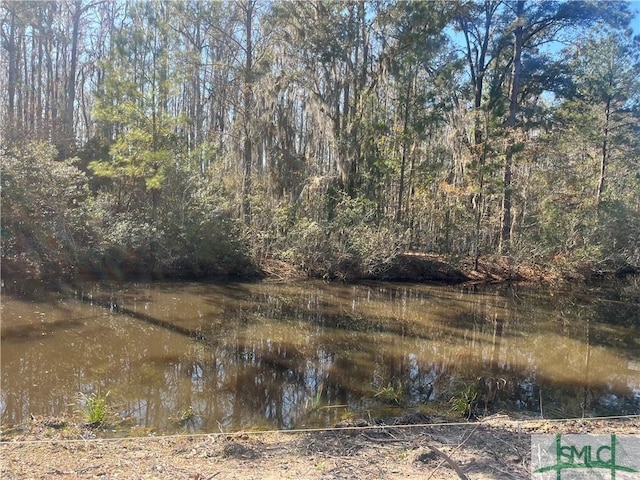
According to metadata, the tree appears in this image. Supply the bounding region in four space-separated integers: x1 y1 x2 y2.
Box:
455 0 504 262
2 0 639 282
565 32 640 209
0 1 106 151
90 0 178 211
536 30 640 263
270 0 377 197
477 0 633 253
240 0 256 225
378 0 453 224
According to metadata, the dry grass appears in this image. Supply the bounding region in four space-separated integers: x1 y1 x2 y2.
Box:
2 415 638 480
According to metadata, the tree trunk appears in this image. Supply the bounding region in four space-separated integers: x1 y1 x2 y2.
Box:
6 9 17 131
459 0 497 264
396 73 412 222
241 0 254 225
500 0 524 254
66 0 82 140
596 98 610 210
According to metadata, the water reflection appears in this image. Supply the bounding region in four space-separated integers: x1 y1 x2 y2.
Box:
1 281 639 433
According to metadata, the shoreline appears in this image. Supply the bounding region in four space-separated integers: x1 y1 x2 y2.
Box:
2 414 638 479
3 253 638 297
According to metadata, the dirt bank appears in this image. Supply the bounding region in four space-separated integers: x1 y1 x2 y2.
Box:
261 253 639 286
2 415 638 479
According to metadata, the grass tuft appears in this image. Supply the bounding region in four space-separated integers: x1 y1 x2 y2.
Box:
449 383 478 419
76 390 110 427
374 382 404 405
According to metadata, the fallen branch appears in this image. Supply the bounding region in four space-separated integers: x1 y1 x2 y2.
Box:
424 444 470 480
425 423 480 480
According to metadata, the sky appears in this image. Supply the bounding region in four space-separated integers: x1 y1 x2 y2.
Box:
631 1 640 35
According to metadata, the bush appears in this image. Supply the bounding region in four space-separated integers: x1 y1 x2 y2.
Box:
1 140 257 283
261 193 407 280
89 179 256 280
1 142 93 281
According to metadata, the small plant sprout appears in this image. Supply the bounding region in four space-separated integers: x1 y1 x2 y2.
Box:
373 378 404 405
179 406 195 423
306 382 325 411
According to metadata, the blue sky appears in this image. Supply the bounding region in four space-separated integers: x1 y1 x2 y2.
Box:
631 1 640 35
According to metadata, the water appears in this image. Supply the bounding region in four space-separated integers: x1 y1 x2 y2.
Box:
1 280 639 434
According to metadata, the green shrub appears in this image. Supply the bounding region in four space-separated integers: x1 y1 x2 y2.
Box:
1 141 92 281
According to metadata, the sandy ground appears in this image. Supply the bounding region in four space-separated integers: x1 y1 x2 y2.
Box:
2 415 639 479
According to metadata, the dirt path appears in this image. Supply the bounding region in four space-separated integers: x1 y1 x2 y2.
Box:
2 416 638 479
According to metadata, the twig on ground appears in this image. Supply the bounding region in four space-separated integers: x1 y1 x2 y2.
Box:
424 443 470 480
361 433 407 443
426 423 480 480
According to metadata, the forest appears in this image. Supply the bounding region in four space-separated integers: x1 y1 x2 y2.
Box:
1 0 639 285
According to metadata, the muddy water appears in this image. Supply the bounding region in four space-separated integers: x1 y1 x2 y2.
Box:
1 281 638 434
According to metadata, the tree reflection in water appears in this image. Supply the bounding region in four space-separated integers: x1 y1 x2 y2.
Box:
1 281 638 433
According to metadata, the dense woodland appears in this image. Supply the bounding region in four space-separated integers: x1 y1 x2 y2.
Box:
1 0 639 283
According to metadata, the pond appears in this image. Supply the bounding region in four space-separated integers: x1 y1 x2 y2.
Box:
1 280 639 434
